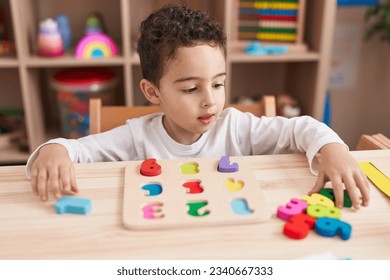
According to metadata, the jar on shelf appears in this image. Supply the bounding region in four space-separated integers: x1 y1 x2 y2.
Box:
52 67 117 138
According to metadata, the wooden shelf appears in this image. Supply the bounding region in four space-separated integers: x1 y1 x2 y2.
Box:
0 57 19 68
0 0 337 161
229 51 320 63
25 55 126 67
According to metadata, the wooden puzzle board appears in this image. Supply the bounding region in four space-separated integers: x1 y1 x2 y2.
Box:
122 156 271 230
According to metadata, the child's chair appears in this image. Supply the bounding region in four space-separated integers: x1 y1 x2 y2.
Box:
89 95 276 134
356 133 390 150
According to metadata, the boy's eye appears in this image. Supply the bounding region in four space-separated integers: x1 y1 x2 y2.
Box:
183 87 197 93
213 83 225 89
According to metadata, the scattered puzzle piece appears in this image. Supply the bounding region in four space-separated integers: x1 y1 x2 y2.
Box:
283 213 316 240
320 188 352 208
142 203 164 219
315 217 352 240
277 198 308 221
224 178 244 192
141 183 162 196
306 204 341 219
231 198 253 215
140 158 161 176
218 155 239 173
301 193 334 207
55 196 92 215
182 181 203 194
187 201 210 217
180 163 199 174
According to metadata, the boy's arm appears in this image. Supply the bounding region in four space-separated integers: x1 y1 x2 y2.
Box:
237 112 369 209
26 124 138 201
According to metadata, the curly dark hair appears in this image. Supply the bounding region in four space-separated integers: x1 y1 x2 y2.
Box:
137 4 227 88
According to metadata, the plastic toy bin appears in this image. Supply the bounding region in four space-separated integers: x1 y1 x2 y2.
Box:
52 67 117 138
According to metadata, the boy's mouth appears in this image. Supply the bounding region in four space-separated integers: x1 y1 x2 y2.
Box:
198 113 215 125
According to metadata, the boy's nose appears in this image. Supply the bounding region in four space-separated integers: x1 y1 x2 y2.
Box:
201 89 216 107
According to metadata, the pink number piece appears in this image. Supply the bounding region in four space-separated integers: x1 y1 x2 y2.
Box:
277 198 308 221
142 203 163 219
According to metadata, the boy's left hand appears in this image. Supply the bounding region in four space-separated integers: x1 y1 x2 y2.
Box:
309 143 370 209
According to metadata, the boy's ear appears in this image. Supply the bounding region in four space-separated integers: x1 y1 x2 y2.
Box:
140 79 160 105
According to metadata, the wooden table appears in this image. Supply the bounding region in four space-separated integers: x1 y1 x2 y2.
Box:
1 151 390 260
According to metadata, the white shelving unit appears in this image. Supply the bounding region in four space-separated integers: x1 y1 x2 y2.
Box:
0 0 336 164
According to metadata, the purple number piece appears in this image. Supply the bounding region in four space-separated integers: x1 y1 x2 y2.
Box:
218 156 239 173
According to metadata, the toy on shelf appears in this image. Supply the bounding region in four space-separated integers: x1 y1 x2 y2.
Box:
276 94 301 118
0 6 15 56
85 12 106 35
56 14 72 50
75 33 119 59
244 41 287 55
75 12 118 59
37 18 64 57
238 0 307 52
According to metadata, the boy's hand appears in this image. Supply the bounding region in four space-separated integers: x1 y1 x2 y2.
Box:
309 143 370 209
30 144 78 201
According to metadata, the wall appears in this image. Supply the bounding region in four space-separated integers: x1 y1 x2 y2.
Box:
329 6 390 149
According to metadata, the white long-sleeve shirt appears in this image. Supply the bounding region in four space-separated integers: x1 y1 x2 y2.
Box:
26 108 346 178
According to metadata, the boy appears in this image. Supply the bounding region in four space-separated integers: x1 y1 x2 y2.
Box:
26 5 369 209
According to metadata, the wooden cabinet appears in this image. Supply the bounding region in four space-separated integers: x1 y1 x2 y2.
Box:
0 0 336 163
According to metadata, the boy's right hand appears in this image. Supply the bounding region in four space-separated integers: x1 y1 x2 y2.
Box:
30 144 78 201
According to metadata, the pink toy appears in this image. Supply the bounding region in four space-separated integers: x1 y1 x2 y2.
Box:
75 33 119 59
142 203 164 219
37 18 65 57
277 197 308 221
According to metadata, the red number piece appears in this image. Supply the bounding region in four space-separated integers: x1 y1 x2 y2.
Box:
283 213 316 239
140 158 162 176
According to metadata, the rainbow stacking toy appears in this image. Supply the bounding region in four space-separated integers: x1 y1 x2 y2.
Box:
75 33 119 59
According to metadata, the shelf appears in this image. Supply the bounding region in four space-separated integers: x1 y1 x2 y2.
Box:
25 54 126 67
0 57 19 68
0 0 336 161
229 51 320 63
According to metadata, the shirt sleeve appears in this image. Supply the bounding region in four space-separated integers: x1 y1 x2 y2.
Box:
25 124 138 179
234 112 348 175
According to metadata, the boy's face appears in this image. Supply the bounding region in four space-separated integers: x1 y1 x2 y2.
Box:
156 44 226 145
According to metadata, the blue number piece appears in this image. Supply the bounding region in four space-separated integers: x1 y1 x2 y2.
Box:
55 196 92 215
315 217 352 240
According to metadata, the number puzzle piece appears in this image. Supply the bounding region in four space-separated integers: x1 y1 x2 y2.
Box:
224 178 244 192
276 198 308 221
315 217 352 240
182 181 204 194
283 213 316 240
301 193 334 207
231 198 253 215
320 188 352 208
140 158 161 176
141 183 162 196
55 196 92 215
218 155 239 173
180 163 199 174
187 201 210 217
306 204 341 219
142 203 164 219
